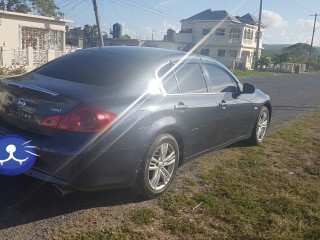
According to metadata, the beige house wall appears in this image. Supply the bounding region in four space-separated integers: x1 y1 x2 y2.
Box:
0 10 72 50
0 11 72 70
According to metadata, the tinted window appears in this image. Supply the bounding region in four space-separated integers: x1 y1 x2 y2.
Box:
35 50 151 87
174 62 207 93
204 64 237 93
158 63 179 94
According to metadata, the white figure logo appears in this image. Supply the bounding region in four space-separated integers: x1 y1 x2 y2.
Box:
0 140 39 166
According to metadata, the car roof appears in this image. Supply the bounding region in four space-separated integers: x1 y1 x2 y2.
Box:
82 46 191 62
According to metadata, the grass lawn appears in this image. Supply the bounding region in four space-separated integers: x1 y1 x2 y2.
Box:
66 110 320 240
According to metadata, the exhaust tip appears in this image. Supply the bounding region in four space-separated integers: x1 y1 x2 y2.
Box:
53 185 73 196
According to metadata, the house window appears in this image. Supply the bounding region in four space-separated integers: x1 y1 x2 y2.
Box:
202 28 211 35
90 41 97 47
215 28 225 36
21 27 63 50
229 28 241 39
181 28 192 33
229 50 237 58
201 49 210 56
218 49 226 57
244 29 254 40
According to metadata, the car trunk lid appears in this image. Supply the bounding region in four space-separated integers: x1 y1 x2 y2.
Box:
0 73 117 135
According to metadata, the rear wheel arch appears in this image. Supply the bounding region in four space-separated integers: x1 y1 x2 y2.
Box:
263 102 272 124
163 130 185 166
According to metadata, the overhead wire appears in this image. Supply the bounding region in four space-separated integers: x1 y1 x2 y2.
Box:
56 0 320 46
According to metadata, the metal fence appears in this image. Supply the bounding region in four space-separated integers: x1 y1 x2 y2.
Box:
0 47 78 70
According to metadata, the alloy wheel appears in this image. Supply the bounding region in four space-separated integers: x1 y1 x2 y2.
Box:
257 111 268 141
148 143 176 190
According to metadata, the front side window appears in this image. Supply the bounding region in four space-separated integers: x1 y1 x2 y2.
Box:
174 61 207 93
204 64 237 93
158 62 179 94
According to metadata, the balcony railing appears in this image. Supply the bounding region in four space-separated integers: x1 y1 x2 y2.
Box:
12 49 28 67
0 47 77 71
242 39 253 45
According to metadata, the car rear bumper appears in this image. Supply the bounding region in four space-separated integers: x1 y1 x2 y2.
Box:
0 122 146 191
24 146 142 190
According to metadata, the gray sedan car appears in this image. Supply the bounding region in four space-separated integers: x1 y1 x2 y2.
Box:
0 46 271 198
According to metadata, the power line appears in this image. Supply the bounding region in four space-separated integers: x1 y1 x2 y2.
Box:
68 0 91 19
284 0 313 14
105 0 180 22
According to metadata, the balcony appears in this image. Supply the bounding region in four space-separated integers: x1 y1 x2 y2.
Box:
199 35 242 46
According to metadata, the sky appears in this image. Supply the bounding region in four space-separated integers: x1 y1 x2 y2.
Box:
57 0 320 46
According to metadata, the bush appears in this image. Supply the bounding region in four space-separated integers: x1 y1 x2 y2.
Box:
0 66 26 77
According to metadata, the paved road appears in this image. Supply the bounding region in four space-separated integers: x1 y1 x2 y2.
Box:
0 72 320 239
241 72 320 130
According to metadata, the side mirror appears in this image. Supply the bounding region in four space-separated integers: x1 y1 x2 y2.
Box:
242 83 255 94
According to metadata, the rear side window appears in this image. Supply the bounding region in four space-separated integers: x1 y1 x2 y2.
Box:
174 62 207 93
158 62 179 94
34 50 151 87
204 64 237 93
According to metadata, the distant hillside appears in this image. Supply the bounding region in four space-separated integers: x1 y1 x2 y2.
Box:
262 44 290 55
262 43 320 56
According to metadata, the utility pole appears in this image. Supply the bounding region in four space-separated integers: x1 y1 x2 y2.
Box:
92 0 104 47
254 0 263 70
307 13 318 70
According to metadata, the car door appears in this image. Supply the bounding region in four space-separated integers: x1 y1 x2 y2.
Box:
202 60 252 145
158 58 218 158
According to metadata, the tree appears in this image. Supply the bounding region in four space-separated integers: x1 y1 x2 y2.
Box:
30 0 63 18
83 24 98 38
0 0 63 17
121 34 131 39
272 52 290 65
2 0 30 12
258 56 271 70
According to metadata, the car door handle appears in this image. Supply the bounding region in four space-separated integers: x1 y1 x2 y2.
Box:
219 100 228 107
174 102 188 110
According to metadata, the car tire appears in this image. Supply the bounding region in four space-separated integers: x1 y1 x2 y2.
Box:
249 106 270 146
137 134 179 199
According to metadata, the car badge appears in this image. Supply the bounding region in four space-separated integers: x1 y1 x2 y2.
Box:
18 98 26 108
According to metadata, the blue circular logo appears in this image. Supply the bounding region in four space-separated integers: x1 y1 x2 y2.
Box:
0 135 38 176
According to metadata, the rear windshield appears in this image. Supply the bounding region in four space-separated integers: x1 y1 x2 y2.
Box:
34 49 152 86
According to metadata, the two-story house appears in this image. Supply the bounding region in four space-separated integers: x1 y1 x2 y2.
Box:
144 9 265 70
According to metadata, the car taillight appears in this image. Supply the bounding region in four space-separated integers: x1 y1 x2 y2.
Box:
41 105 117 132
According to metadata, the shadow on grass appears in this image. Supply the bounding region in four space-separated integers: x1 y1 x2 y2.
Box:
0 175 144 230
